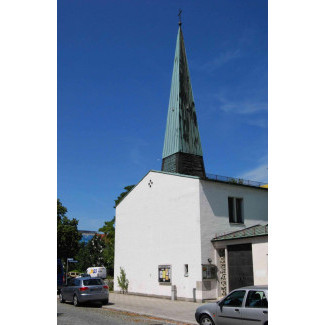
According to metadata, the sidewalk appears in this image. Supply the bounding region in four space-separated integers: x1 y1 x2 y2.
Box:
102 292 201 324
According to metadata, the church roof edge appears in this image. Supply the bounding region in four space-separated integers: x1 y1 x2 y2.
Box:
116 170 267 208
115 170 200 208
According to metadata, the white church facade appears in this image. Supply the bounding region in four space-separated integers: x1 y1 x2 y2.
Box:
114 170 267 302
114 20 268 302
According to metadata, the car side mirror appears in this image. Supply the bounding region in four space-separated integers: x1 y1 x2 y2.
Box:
219 301 224 312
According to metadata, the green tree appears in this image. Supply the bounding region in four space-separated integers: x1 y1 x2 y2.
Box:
99 217 115 275
99 217 115 244
88 234 106 266
117 267 129 294
57 199 82 261
74 242 89 272
114 185 135 208
57 198 67 222
75 234 106 272
98 185 135 277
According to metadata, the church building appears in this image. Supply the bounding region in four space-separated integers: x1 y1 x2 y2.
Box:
114 21 268 302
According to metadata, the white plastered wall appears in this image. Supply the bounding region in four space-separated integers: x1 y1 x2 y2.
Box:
252 241 268 285
114 171 203 300
199 180 268 264
199 180 268 298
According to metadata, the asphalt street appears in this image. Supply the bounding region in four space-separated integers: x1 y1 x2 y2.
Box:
57 300 173 325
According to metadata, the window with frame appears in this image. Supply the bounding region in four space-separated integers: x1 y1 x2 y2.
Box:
202 265 216 279
228 197 244 223
184 264 189 277
83 279 103 286
245 290 268 308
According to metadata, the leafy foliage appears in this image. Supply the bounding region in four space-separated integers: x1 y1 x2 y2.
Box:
107 278 114 291
88 234 106 266
74 242 90 272
57 199 82 261
97 185 135 276
114 185 135 208
99 217 115 244
57 199 67 223
229 178 244 184
75 235 106 272
117 267 129 294
66 185 135 275
99 217 115 275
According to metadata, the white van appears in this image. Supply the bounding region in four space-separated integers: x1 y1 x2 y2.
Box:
86 267 107 279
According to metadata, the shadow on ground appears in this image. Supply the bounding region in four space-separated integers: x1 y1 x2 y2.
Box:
64 301 114 308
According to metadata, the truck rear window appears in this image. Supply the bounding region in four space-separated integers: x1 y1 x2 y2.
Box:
83 279 103 286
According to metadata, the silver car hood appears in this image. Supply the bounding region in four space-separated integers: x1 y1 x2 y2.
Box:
196 302 218 312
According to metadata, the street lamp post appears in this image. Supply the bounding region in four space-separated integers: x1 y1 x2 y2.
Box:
66 258 78 285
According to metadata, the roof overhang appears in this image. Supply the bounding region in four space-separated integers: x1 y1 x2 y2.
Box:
211 224 268 242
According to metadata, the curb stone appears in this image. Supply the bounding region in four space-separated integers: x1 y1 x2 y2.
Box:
101 305 197 325
57 296 197 324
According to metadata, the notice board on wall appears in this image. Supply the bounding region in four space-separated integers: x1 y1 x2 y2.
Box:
158 265 171 284
202 264 217 280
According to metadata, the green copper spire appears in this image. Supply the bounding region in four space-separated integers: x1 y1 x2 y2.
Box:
161 25 205 178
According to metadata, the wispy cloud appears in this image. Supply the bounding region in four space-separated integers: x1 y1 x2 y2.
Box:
240 164 268 183
200 49 241 72
221 100 267 114
246 118 268 128
239 157 268 183
195 28 259 73
216 93 268 115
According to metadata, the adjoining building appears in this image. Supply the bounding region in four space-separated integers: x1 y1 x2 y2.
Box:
212 224 268 299
79 230 105 244
79 230 98 244
114 21 267 302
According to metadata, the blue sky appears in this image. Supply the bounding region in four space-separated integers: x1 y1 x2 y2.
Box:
58 0 268 230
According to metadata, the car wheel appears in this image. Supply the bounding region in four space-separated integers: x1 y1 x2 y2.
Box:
59 292 65 303
200 314 215 325
73 294 80 307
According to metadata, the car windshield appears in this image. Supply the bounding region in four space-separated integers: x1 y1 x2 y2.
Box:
83 279 103 286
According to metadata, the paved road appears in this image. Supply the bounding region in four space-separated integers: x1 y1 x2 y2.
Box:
57 300 171 325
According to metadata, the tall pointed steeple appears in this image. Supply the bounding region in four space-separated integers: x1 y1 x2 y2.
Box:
162 22 206 178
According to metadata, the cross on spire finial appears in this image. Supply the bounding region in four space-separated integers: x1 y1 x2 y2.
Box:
178 9 182 26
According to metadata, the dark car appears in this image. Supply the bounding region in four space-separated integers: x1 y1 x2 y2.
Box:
195 285 268 325
59 277 109 306
57 258 64 294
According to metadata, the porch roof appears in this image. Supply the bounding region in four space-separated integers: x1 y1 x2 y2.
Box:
211 224 268 242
